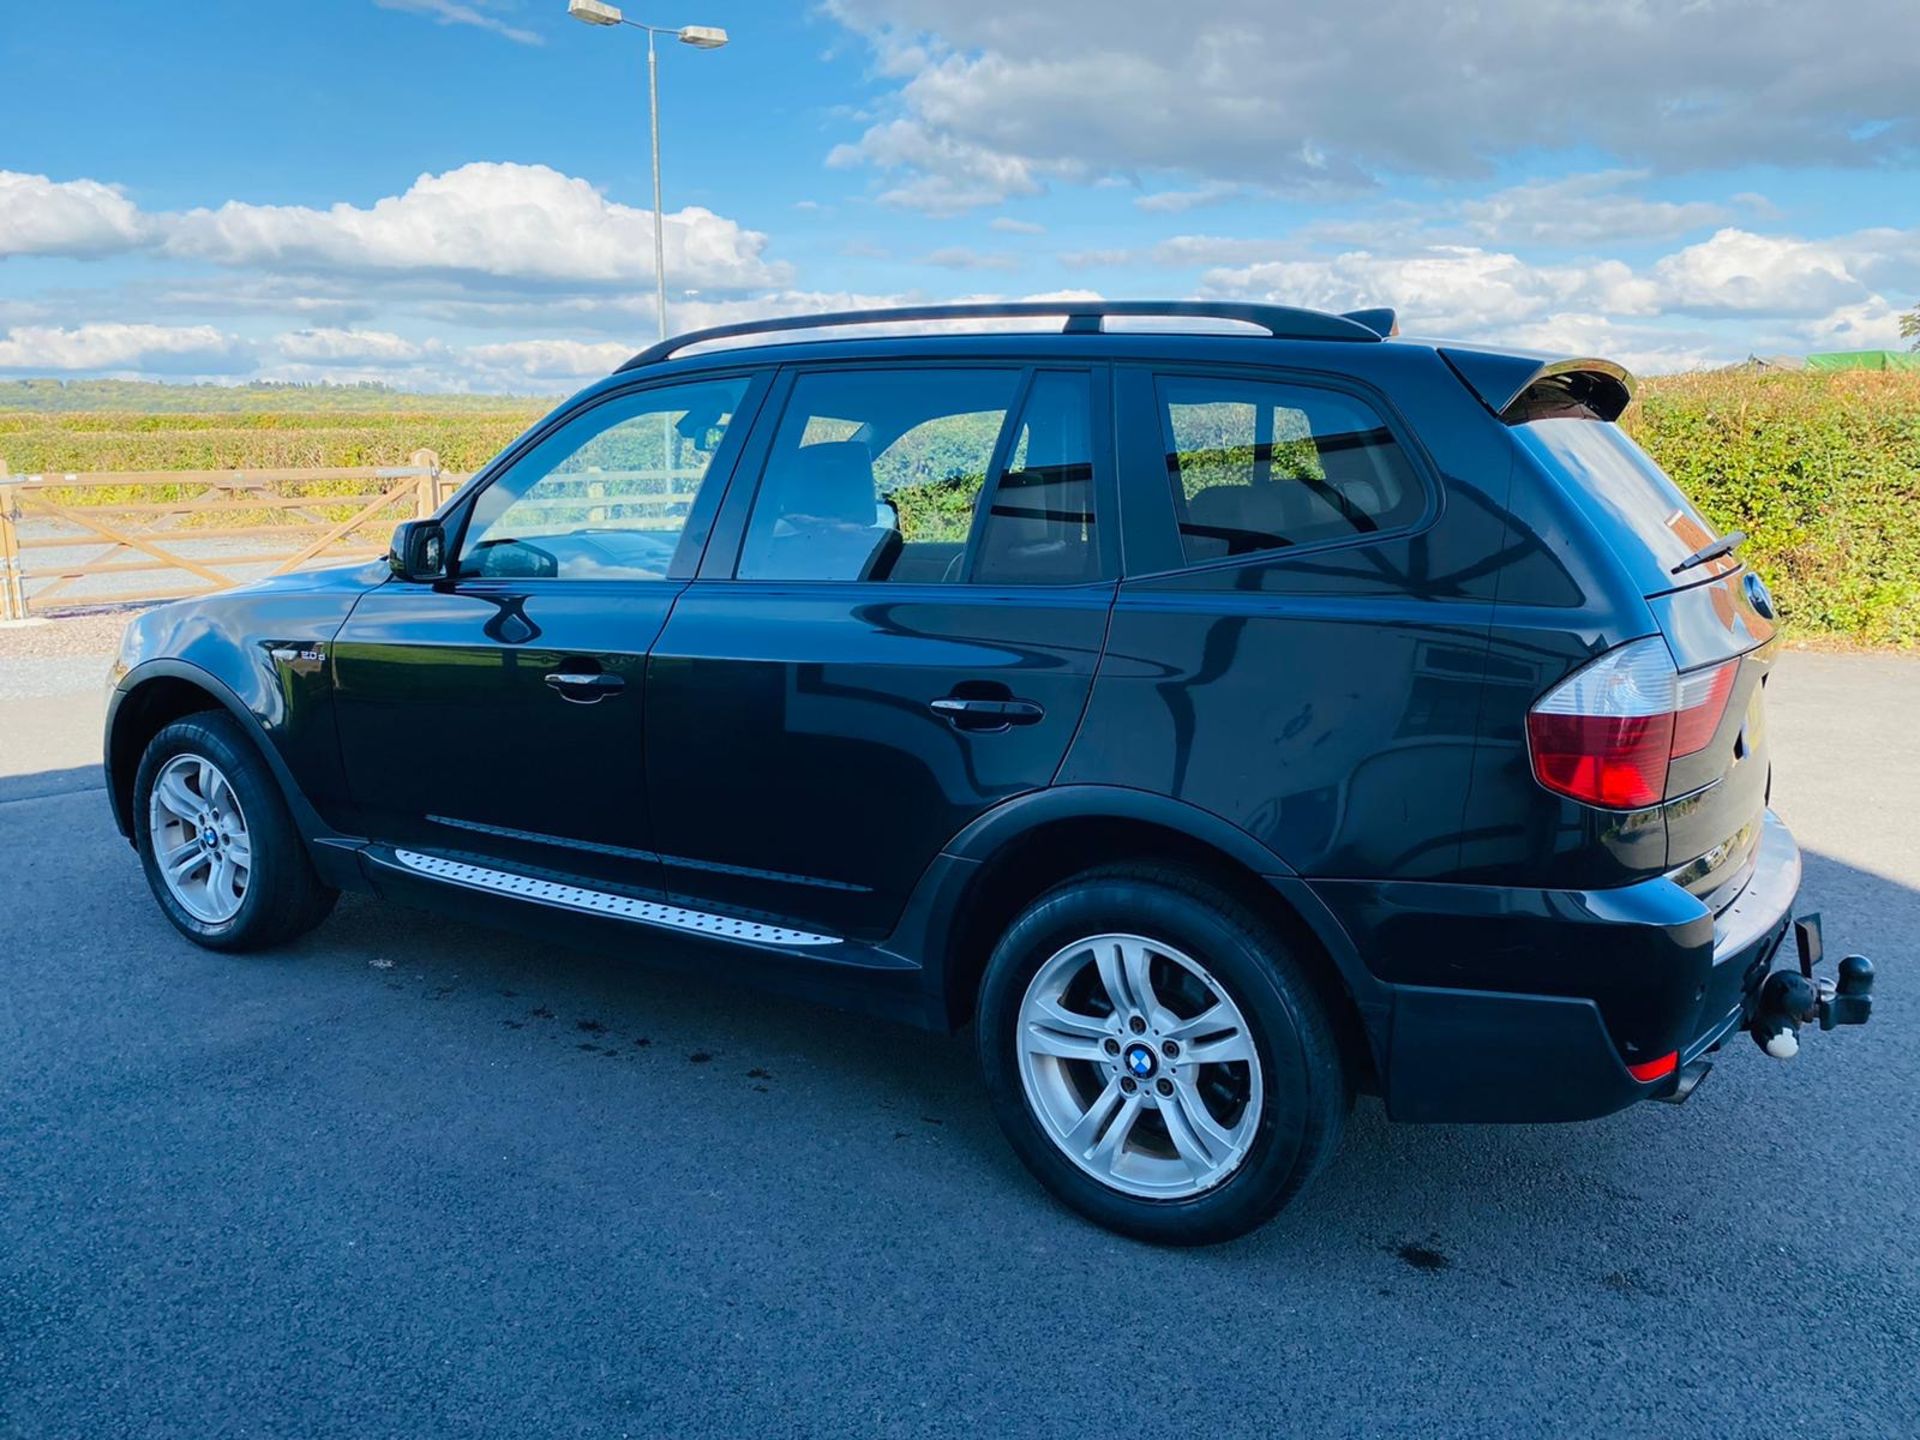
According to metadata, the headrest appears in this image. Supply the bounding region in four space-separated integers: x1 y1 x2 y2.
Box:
783 441 876 527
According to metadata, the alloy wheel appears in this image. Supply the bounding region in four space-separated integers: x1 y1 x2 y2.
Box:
147 753 253 925
1016 932 1263 1199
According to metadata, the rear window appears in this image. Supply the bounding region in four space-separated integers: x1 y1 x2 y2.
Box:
1514 420 1734 586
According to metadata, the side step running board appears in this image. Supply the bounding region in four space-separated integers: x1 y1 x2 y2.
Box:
391 848 843 948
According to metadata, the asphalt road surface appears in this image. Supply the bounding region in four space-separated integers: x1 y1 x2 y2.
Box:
2 637 1915 1438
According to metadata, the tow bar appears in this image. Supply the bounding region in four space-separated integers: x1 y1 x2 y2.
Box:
1751 914 1874 1060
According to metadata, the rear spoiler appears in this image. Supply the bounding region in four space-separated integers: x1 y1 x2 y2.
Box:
1439 348 1635 423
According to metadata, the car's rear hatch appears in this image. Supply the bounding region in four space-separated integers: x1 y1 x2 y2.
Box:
1512 412 1777 909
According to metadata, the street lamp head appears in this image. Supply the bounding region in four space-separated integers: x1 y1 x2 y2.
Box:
677 24 728 47
567 0 623 25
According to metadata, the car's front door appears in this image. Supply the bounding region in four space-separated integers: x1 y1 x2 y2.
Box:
644 363 1118 940
331 371 764 890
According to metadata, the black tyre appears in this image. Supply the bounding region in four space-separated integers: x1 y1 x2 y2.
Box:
132 711 338 951
977 865 1348 1245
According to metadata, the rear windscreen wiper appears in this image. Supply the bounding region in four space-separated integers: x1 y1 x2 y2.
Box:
1671 529 1745 575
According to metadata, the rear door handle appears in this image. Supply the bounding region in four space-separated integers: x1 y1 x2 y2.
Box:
544 671 626 701
930 696 1045 730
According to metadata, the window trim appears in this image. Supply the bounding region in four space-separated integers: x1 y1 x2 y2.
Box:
1116 361 1443 582
441 368 771 586
705 358 1115 588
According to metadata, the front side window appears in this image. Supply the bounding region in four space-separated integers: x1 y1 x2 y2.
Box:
1157 374 1424 566
458 376 748 580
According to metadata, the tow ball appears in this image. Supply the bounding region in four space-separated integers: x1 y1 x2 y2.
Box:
1751 914 1874 1060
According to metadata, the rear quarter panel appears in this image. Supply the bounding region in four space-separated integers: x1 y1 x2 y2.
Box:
1061 344 1516 881
1446 437 1673 888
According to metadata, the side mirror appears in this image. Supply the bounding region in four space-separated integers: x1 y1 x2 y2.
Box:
388 519 447 582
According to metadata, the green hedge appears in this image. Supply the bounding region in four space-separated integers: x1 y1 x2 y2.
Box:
4 370 1916 645
1626 371 1920 647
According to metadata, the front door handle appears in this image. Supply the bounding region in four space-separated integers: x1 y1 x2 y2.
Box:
544 670 626 702
930 695 1045 731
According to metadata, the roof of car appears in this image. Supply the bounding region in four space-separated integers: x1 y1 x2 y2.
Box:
615 300 1392 372
595 301 1636 423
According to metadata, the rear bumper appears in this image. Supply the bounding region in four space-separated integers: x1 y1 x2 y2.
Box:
1317 810 1802 1123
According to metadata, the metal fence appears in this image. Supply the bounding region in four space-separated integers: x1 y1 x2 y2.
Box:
0 451 468 621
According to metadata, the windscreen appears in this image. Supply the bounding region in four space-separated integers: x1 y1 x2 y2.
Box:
1515 420 1736 588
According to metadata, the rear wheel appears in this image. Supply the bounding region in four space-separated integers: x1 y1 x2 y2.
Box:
978 866 1347 1245
133 712 337 951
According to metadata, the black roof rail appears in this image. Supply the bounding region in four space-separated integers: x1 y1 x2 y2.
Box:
616 299 1384 371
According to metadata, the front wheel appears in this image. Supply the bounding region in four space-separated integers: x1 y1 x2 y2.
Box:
978 866 1348 1245
133 712 337 951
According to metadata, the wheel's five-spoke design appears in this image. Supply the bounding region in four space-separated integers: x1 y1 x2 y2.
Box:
1017 933 1262 1199
148 753 252 924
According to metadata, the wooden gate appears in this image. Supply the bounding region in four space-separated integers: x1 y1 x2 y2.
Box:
0 451 466 620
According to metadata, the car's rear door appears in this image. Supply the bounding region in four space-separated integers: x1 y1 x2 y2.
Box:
642 361 1118 940
330 371 765 891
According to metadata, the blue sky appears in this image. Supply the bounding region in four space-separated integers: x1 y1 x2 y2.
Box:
3 0 1917 389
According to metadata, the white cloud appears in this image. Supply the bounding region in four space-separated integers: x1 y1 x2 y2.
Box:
273 328 439 366
1135 182 1251 215
1497 313 1724 378
1458 172 1733 247
2 163 791 307
374 0 542 45
989 217 1045 235
0 323 251 374
465 338 636 381
1649 228 1870 316
0 172 149 259
828 117 1064 214
1195 222 1920 372
1198 246 1622 336
1794 299 1906 350
164 162 787 291
822 0 1920 210
1149 235 1282 268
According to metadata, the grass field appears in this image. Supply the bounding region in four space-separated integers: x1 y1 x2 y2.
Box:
0 381 552 474
2 370 1916 644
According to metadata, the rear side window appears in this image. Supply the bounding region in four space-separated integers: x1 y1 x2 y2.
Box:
1156 374 1424 565
1514 420 1731 582
974 371 1100 586
736 367 1099 585
738 368 1014 583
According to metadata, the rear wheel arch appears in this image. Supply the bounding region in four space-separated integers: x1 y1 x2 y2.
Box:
928 796 1383 1088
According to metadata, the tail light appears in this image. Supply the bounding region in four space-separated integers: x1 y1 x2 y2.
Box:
1526 638 1738 809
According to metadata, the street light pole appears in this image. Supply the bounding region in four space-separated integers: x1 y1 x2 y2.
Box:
647 26 666 342
567 2 729 344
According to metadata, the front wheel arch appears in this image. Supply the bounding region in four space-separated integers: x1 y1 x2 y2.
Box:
108 662 317 846
108 671 227 838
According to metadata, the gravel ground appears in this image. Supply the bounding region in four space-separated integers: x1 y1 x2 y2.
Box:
0 609 142 659
1 637 1915 1439
0 611 139 703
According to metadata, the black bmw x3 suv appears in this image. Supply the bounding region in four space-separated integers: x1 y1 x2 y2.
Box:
107 301 1873 1244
